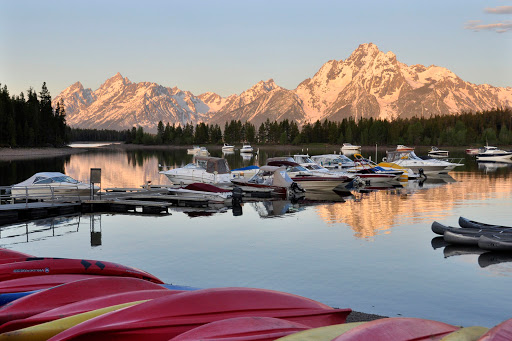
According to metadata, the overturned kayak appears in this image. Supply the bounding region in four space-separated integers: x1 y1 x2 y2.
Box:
171 316 311 341
0 257 163 283
479 317 512 340
48 287 351 341
0 277 165 326
330 317 458 341
0 289 179 333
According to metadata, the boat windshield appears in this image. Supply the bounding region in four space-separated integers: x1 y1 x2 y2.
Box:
33 176 79 185
288 165 308 172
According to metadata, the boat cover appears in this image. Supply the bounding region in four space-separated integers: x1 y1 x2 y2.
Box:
13 172 80 187
231 165 259 172
184 183 231 193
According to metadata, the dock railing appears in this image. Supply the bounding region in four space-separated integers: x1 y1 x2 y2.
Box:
0 185 89 207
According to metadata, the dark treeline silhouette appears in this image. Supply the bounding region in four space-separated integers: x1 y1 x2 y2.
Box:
68 127 129 142
0 83 67 147
126 108 511 146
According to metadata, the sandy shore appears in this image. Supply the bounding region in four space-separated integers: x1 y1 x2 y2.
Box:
0 147 88 161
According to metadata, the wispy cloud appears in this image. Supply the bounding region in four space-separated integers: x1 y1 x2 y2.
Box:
465 5 512 33
484 6 512 14
464 20 512 33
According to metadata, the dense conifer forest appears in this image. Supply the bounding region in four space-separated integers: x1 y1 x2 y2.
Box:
1 83 510 147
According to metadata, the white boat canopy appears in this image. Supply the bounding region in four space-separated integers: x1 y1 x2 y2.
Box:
13 172 81 187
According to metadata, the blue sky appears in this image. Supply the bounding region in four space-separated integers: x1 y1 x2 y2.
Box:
1 0 511 98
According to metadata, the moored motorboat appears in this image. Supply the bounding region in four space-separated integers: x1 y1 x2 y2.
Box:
396 144 414 152
311 154 356 169
187 146 210 156
428 146 449 158
465 148 480 155
231 165 305 199
221 143 234 153
160 156 232 185
341 143 361 151
230 165 260 180
10 172 99 200
384 150 463 175
476 145 512 162
240 144 254 153
167 183 232 203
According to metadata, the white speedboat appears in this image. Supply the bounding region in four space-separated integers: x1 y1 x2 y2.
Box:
160 156 231 185
187 146 210 156
311 154 355 169
221 143 234 153
240 144 254 153
476 145 512 162
341 143 361 150
428 147 449 158
11 172 98 199
384 150 463 175
396 144 414 152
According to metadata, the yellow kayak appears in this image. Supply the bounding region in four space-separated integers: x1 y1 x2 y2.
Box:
275 322 365 341
0 300 148 341
440 326 489 341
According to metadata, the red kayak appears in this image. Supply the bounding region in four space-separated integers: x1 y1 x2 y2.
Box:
48 287 351 341
0 248 33 265
479 318 512 340
331 317 459 341
0 276 166 325
0 274 100 294
0 257 163 283
171 316 311 341
0 289 180 333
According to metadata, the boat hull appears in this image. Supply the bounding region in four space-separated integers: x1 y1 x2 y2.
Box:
478 235 512 252
162 171 231 186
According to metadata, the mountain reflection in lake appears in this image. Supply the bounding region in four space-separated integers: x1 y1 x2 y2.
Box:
1 145 512 328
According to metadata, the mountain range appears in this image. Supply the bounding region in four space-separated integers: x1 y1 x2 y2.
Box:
53 43 512 133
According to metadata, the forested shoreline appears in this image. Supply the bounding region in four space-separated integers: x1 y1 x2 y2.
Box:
1 83 510 148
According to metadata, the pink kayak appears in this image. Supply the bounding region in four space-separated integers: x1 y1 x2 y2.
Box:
170 316 311 341
0 274 101 294
331 317 459 341
0 248 32 265
0 289 181 333
48 287 351 341
0 276 166 325
0 257 163 283
479 318 512 340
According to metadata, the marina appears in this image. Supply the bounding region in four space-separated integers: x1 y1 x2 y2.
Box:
0 144 511 329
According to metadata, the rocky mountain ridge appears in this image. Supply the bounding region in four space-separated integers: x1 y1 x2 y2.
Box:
53 43 512 132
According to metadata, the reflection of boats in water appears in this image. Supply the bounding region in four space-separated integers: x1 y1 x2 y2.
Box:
404 174 456 192
431 237 450 250
221 143 234 153
240 152 253 160
477 159 512 173
251 200 302 218
443 244 486 258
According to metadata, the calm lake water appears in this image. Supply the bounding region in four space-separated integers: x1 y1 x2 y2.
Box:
1 144 512 328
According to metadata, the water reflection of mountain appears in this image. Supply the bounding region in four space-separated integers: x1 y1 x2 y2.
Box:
315 172 512 239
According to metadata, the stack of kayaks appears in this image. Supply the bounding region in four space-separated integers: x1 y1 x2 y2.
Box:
0 247 511 340
431 216 512 252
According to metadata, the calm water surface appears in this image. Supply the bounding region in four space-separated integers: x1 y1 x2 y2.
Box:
0 145 511 328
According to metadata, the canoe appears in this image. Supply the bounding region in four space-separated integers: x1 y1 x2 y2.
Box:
171 316 311 341
0 289 179 333
0 300 147 341
0 249 32 265
0 257 163 283
439 326 488 340
478 317 512 340
330 318 458 341
431 221 508 236
459 216 512 230
444 230 483 246
0 274 100 294
275 322 365 341
478 235 512 252
0 276 166 326
47 287 351 341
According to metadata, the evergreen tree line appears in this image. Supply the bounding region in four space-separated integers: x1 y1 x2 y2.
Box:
0 83 67 147
67 127 129 142
127 108 512 146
